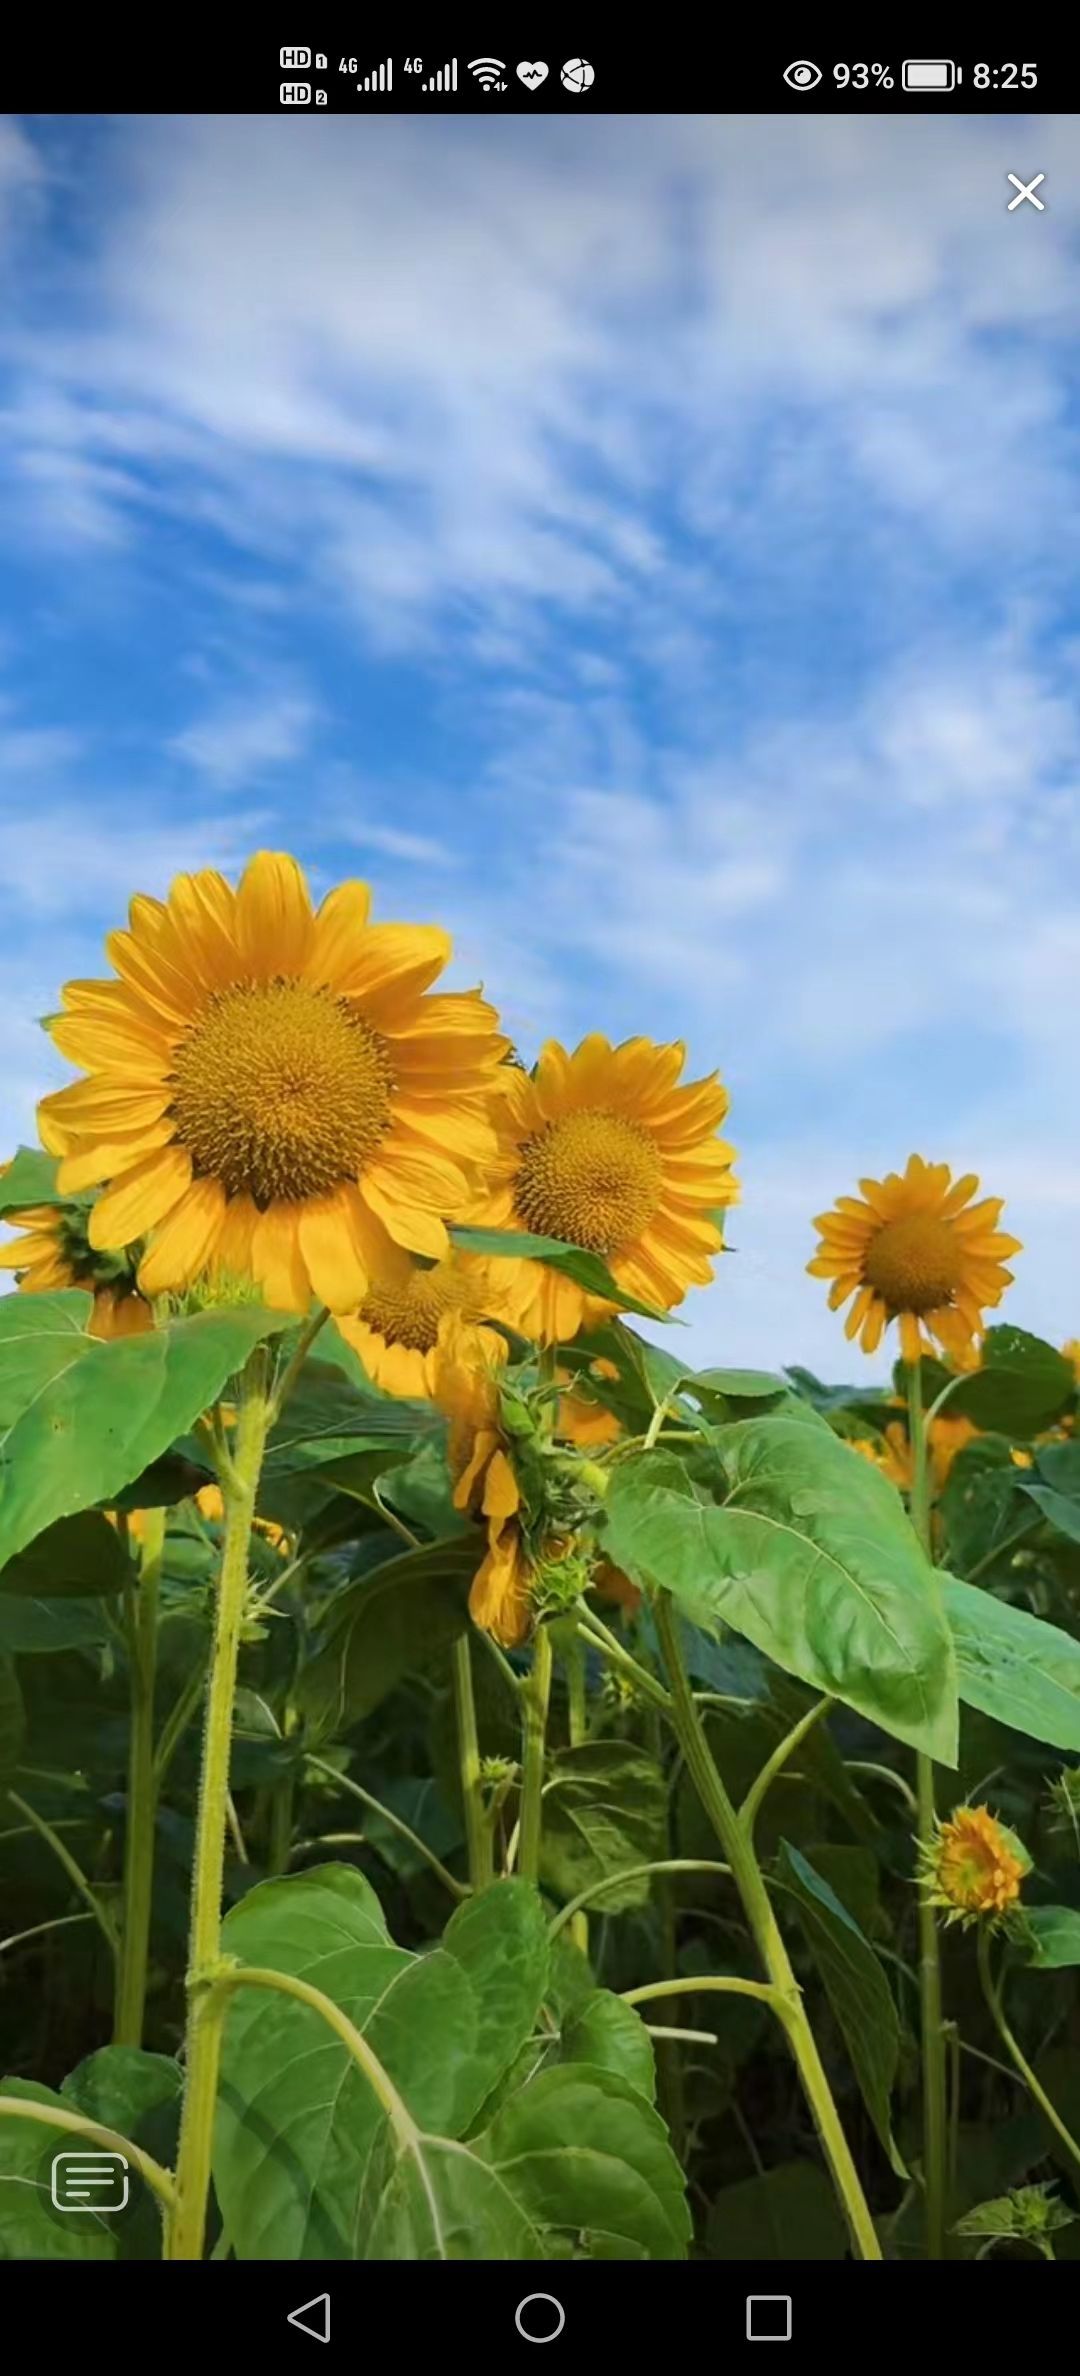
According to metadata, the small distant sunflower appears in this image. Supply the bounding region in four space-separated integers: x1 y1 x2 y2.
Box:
850 1412 978 1494
435 1335 532 1646
1063 1340 1080 1383
0 1198 153 1340
810 1155 1021 1364
922 1804 1029 1927
337 1237 509 1399
470 1033 737 1343
590 1556 642 1620
37 854 507 1315
193 1481 288 1552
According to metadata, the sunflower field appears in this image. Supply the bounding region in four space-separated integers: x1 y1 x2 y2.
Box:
1 849 1079 2267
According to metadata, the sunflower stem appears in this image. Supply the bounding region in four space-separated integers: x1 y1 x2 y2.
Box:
518 1623 554 1884
113 1506 165 2047
977 1927 1080 2176
167 1342 273 2263
564 1618 590 1951
906 1356 949 2262
450 1632 493 1891
653 1591 882 2262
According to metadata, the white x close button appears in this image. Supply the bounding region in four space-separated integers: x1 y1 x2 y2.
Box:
1007 172 1046 211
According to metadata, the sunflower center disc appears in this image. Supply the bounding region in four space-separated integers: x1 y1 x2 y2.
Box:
862 1212 961 1314
515 1107 663 1255
171 978 394 1204
360 1262 471 1351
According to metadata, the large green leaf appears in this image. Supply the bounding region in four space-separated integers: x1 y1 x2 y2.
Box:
603 1421 958 1761
777 1842 905 2176
0 1511 131 1600
448 1225 674 1325
539 1741 668 1913
1022 1907 1080 1969
939 1440 1028 1577
358 2063 688 2261
707 2159 847 2261
215 1867 550 2260
0 2080 117 2259
557 1990 656 2104
943 1575 1080 1752
0 1294 290 1568
0 1147 69 1215
0 1596 108 1654
0 1654 25 1774
945 1328 1075 1435
294 1537 478 1734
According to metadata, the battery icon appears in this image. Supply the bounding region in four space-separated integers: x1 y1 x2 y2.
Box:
902 59 957 91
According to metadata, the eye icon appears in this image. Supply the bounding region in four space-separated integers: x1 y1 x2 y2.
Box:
783 60 822 90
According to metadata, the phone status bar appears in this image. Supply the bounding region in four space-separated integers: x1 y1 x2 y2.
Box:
4 32 1077 111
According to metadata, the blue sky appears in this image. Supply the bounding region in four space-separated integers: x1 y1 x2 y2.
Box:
1 110 1078 1372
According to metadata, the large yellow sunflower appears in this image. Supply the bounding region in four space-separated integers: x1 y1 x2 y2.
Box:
810 1155 1021 1364
336 1236 509 1399
36 855 507 1314
0 1199 153 1339
470 1033 737 1343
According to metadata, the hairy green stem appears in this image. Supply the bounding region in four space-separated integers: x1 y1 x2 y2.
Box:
564 1620 589 1952
906 1358 948 2261
977 1928 1080 2176
518 1623 554 1884
450 1632 493 1890
653 1593 882 2261
114 1506 165 2047
207 1963 417 2146
740 1695 832 1836
167 1343 273 2263
548 1857 732 1940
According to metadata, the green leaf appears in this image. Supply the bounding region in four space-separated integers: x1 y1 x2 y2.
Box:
0 1147 68 1214
60 2046 182 2134
557 1990 657 2103
953 2181 1075 2257
939 1439 1027 1577
0 2079 117 2259
0 1511 131 1600
946 1328 1075 1435
693 1366 789 1402
539 1741 668 1913
261 1359 438 1482
448 1225 674 1325
294 1537 478 1734
1022 1907 1080 1969
215 1866 551 2260
468 2065 689 2261
707 2160 847 2261
0 1596 108 1654
603 1421 958 1761
1018 1484 1080 1547
943 1574 1080 1751
0 1296 291 1568
0 1654 25 1774
777 1842 905 2176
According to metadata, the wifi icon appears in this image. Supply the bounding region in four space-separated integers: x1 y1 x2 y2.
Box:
468 57 506 90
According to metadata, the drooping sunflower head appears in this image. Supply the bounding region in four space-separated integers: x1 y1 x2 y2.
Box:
921 1803 1029 1927
471 1032 737 1343
0 1194 153 1340
37 855 508 1315
336 1238 510 1399
434 1333 532 1646
809 1155 1021 1364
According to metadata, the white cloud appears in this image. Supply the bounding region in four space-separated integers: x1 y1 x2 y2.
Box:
171 691 316 787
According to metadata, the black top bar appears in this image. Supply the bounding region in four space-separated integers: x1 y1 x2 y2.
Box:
3 33 1076 112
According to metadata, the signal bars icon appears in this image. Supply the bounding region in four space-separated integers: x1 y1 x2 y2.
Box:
422 58 458 91
468 57 507 90
359 56 392 91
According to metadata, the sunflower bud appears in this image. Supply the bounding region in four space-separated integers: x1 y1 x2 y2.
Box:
920 1803 1031 1927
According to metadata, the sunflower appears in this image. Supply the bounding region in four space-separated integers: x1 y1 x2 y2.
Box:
36 855 507 1315
810 1155 1021 1364
434 1335 532 1646
922 1804 1028 1926
850 1412 978 1494
336 1236 509 1399
469 1033 737 1343
0 1199 154 1340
